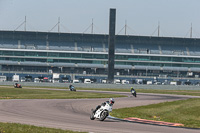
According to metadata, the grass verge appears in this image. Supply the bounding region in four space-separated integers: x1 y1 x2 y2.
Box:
111 98 200 128
74 87 200 96
0 87 124 99
0 122 86 133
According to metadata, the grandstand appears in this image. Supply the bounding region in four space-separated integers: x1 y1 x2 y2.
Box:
1 30 200 80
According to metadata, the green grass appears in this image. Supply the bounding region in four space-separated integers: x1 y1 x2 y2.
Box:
0 86 124 99
0 122 86 133
137 89 200 96
111 98 200 128
73 87 200 96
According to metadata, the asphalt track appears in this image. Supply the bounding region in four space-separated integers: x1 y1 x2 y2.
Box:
0 88 200 133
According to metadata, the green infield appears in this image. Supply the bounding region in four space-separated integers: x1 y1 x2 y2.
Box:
75 88 200 96
0 122 86 133
137 89 200 96
0 86 124 99
111 98 200 128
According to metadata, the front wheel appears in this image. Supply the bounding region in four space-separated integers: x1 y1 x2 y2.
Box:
90 109 95 120
99 110 108 121
132 93 136 97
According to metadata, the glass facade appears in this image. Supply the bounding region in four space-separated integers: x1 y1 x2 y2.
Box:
1 49 200 69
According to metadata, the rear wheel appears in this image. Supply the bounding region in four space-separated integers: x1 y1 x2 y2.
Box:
99 111 108 121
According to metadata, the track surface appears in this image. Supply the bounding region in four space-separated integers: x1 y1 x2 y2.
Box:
0 89 200 133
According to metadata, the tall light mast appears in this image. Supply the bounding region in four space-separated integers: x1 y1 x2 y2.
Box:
158 21 160 37
190 23 192 38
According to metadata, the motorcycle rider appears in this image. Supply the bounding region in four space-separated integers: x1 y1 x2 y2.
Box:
93 98 115 113
15 83 18 87
131 87 137 97
14 83 21 88
69 84 73 90
69 84 72 89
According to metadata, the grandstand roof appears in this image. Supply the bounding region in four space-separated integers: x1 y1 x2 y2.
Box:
0 30 200 46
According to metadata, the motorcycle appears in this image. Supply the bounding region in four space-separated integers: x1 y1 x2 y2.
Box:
131 89 137 97
14 83 22 88
69 86 76 91
90 102 112 121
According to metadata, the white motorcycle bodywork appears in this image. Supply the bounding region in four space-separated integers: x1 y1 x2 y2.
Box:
94 102 112 119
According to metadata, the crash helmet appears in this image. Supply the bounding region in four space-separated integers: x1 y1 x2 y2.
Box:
109 98 115 105
131 87 133 89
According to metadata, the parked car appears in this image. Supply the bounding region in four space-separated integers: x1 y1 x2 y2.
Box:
84 79 91 83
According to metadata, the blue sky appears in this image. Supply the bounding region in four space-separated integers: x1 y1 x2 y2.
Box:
0 0 200 38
